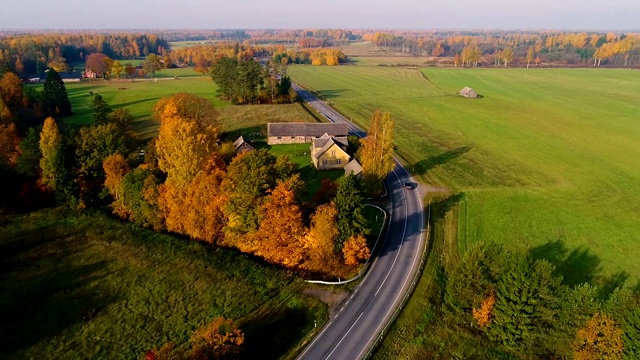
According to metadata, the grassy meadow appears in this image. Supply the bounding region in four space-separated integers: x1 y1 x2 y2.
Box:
288 65 640 285
57 67 316 140
0 209 326 359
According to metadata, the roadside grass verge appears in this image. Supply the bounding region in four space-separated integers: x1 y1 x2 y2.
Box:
0 209 326 360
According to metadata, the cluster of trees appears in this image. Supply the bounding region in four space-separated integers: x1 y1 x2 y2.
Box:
363 30 640 67
210 57 296 104
272 48 347 66
0 33 169 76
85 93 369 277
430 241 640 359
246 29 358 45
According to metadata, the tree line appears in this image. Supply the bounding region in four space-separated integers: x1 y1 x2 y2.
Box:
363 30 640 67
0 33 170 76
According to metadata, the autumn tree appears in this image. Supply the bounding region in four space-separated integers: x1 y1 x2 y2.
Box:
124 63 135 78
526 46 535 68
252 175 306 268
153 92 219 128
335 174 369 248
304 202 339 271
0 122 20 166
342 234 371 265
572 313 623 360
359 110 395 195
0 98 11 124
155 96 218 187
190 316 244 360
111 60 123 78
85 53 111 77
91 94 112 125
143 53 162 77
16 127 42 177
0 72 25 108
42 68 72 117
502 47 514 67
472 290 496 328
103 153 130 215
39 117 62 189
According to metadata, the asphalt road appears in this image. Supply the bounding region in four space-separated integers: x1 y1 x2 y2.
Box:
294 83 427 360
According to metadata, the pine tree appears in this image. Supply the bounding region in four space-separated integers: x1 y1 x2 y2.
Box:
335 174 369 248
91 94 112 125
16 127 42 177
42 68 72 117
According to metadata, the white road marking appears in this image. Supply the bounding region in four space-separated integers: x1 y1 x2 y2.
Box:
325 312 364 360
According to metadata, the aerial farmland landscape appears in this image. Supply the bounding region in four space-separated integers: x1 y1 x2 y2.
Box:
1 1 640 359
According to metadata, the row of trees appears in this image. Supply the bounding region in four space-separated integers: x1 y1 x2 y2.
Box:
0 33 169 76
427 241 640 359
364 30 640 67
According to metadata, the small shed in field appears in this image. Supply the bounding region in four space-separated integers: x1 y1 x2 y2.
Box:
233 135 255 154
459 87 478 98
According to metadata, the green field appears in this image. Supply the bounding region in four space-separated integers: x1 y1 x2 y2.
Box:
288 65 640 285
0 209 326 359
59 68 316 140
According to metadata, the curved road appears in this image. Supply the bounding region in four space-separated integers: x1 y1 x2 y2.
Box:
294 83 427 360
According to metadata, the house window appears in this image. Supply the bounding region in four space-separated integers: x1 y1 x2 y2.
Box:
331 150 336 156
336 159 341 165
322 160 327 165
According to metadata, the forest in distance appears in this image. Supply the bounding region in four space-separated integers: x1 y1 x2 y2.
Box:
2 25 640 360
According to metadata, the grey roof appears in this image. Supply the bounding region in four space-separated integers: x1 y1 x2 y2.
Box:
59 71 82 79
311 133 348 150
268 122 348 138
312 137 349 160
344 159 363 176
233 135 254 151
460 87 476 96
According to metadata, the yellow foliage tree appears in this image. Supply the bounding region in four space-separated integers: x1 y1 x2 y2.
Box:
39 117 61 189
359 110 395 195
155 101 217 187
472 290 496 328
342 234 370 265
103 153 131 217
190 316 244 360
304 202 339 271
573 312 623 360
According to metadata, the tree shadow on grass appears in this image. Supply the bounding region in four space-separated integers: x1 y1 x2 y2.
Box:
529 239 630 299
239 304 314 360
316 89 347 100
0 226 116 356
413 146 471 176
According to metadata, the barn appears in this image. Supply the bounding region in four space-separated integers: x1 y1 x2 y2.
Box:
459 87 479 98
267 122 348 145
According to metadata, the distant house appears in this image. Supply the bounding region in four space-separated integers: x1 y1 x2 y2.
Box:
59 71 82 83
459 87 478 98
343 159 363 178
233 135 255 154
311 133 351 170
83 70 97 79
267 122 348 145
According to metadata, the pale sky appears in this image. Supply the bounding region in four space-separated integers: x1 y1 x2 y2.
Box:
3 0 639 30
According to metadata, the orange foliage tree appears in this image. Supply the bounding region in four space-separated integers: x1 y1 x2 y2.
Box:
251 176 306 268
304 202 339 272
342 234 371 265
0 122 20 166
103 153 131 217
473 290 496 328
572 312 624 360
189 316 244 360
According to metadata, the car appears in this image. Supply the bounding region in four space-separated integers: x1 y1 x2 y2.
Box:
404 181 414 189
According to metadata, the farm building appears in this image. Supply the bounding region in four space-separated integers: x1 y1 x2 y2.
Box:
267 122 348 145
311 133 351 170
233 135 255 154
344 159 363 177
59 71 82 82
459 87 478 98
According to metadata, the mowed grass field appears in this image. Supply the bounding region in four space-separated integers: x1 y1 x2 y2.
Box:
0 209 326 359
288 65 640 285
58 68 316 140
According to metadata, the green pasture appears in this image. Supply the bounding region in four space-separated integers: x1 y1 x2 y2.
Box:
288 65 640 285
58 68 315 140
0 209 326 359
